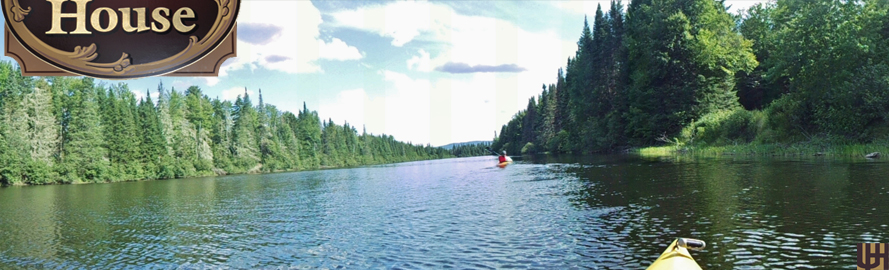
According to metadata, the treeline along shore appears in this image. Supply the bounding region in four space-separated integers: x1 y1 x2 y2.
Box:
493 0 889 157
0 63 451 186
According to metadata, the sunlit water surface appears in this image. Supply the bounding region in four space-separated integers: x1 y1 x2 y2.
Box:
0 155 884 269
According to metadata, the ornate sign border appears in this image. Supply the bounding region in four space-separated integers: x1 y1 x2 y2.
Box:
2 0 240 79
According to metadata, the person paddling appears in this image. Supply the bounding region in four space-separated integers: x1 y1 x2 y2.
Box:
486 147 512 165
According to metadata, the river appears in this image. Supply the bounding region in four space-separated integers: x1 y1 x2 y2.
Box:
0 155 880 269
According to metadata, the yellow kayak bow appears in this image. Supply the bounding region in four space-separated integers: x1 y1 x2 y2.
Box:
646 238 706 270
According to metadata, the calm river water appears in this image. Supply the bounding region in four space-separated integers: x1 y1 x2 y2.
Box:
0 155 883 269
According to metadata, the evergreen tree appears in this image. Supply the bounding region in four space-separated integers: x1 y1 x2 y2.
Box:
61 78 109 183
210 99 235 173
184 86 214 172
295 102 322 169
624 0 755 144
231 89 260 171
24 80 60 166
138 90 169 179
101 83 143 179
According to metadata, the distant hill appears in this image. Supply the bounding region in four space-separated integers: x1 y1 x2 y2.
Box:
439 140 492 150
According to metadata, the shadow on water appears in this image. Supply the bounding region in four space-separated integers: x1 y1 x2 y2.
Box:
524 153 886 269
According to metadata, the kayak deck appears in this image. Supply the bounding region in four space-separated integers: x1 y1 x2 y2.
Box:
646 239 703 270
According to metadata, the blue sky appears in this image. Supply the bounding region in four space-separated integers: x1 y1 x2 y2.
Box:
0 0 767 146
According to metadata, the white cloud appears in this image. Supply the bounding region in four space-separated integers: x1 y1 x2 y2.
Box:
554 0 769 16
334 1 575 74
221 87 255 101
329 1 574 84
314 70 537 146
330 1 440 47
171 80 191 90
553 1 614 17
407 49 432 72
327 1 578 145
377 70 432 144
320 38 364 61
206 77 220 87
317 70 433 144
318 88 368 128
131 89 160 103
208 1 363 86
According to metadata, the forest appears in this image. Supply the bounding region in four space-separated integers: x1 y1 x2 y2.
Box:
493 0 889 154
0 64 451 185
447 141 494 157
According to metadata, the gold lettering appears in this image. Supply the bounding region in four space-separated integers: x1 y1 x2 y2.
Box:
46 0 92 34
151 8 171 33
172 8 195 33
119 8 134 32
48 3 195 34
119 7 151 33
90 7 117 33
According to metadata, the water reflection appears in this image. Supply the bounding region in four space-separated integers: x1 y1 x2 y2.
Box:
538 155 884 269
0 155 883 268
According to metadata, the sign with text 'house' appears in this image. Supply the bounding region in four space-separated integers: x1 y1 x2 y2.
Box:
2 0 239 79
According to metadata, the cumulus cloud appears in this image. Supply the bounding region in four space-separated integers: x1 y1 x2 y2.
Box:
434 62 526 73
329 1 440 47
318 88 368 127
208 1 364 86
323 1 581 144
171 80 192 90
552 1 614 17
221 87 255 101
407 49 431 72
131 89 160 102
315 71 533 145
329 1 574 87
205 77 220 87
320 38 364 61
319 70 434 144
378 70 432 144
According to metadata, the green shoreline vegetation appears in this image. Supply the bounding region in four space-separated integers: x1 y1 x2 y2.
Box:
638 143 889 158
0 64 453 186
492 0 889 159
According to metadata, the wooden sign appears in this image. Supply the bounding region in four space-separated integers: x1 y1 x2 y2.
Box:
2 0 240 79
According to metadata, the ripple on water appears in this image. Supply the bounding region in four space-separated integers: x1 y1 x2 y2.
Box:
0 156 882 269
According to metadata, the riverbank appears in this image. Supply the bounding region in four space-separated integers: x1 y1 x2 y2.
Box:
637 142 889 158
0 156 453 187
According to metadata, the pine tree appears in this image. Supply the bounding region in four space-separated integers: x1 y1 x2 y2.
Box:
0 62 42 184
138 90 169 179
184 86 214 172
22 81 59 166
168 88 199 177
100 83 143 179
210 99 235 173
231 89 260 171
295 102 322 169
63 78 109 182
156 82 175 157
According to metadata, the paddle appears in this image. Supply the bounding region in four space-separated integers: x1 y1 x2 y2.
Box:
485 147 501 156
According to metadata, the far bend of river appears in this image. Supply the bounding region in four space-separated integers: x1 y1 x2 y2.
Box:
0 155 884 269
